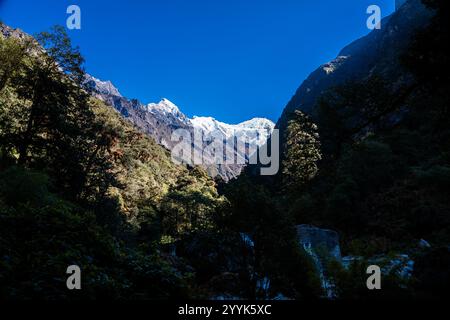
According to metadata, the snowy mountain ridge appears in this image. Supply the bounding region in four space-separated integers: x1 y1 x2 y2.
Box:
190 116 274 147
84 74 274 140
84 74 274 180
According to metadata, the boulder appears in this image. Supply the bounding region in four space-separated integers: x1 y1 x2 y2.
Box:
296 225 341 261
296 225 342 298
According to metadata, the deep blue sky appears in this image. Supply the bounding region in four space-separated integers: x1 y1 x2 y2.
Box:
0 0 395 123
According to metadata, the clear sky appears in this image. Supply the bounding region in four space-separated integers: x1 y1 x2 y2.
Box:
0 0 395 123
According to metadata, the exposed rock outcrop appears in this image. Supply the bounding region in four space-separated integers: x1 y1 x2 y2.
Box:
296 225 341 260
296 225 341 298
276 0 433 137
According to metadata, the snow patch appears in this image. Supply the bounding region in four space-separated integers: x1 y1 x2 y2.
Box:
146 98 181 115
322 56 349 75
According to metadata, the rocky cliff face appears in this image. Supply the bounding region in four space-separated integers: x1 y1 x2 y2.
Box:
276 0 433 134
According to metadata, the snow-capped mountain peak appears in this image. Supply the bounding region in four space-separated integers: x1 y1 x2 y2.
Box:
81 72 275 180
237 118 276 130
190 116 222 132
190 116 275 146
146 98 181 115
191 116 274 133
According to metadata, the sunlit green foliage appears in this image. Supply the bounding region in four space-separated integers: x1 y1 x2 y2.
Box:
282 110 321 191
0 26 224 299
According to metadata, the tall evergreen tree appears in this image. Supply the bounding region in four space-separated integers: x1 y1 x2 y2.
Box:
282 110 321 191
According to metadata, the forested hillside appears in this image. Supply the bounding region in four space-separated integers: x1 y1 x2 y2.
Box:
230 0 450 299
0 24 231 299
